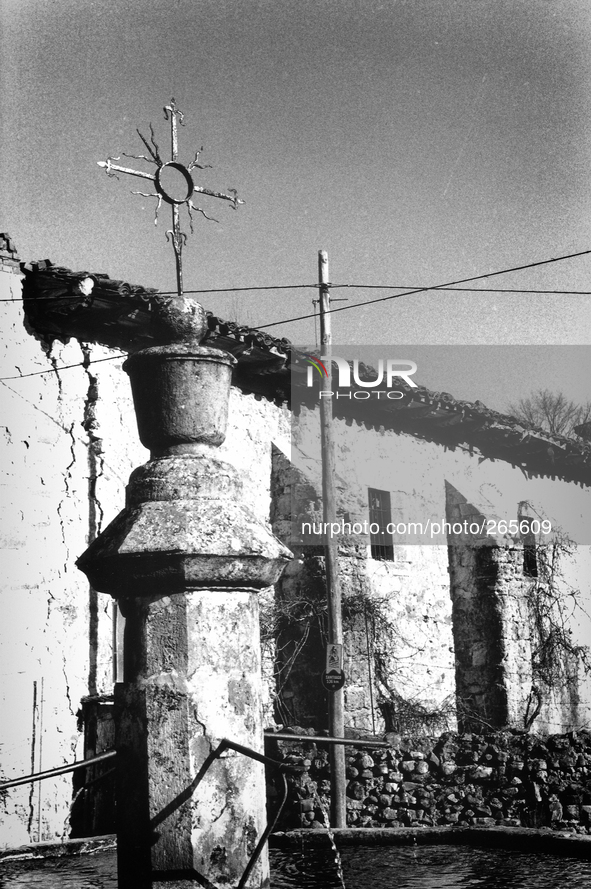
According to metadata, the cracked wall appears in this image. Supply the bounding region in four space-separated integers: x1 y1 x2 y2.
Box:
0 256 148 846
270 415 456 735
217 389 292 726
0 249 291 847
271 407 591 736
3 243 591 846
445 479 591 735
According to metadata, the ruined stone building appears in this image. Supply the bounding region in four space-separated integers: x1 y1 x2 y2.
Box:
1 233 591 846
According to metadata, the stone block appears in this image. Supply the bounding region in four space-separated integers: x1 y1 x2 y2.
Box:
382 807 398 820
346 799 363 811
357 754 375 769
347 781 365 800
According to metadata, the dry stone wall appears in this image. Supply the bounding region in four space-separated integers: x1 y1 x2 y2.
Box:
267 728 591 834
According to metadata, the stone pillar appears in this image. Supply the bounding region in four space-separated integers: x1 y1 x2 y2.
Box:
445 482 534 732
77 297 291 889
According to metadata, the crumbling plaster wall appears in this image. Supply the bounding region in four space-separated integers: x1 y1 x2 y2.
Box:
448 545 530 730
445 475 591 736
218 389 290 530
446 539 591 736
271 422 455 734
274 407 591 735
217 388 291 726
2 245 590 844
0 252 291 847
0 259 149 846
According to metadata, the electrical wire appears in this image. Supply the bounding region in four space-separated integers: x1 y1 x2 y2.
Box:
1 246 590 381
330 285 591 295
0 353 126 381
0 284 316 303
3 245 591 304
257 246 591 330
4 285 591 305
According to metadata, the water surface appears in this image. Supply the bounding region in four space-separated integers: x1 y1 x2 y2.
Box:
270 844 591 889
1 844 590 888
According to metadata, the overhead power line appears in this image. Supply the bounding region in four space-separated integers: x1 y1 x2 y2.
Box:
3 246 591 305
0 353 126 382
1 246 590 381
3 283 591 305
0 284 316 303
257 246 591 329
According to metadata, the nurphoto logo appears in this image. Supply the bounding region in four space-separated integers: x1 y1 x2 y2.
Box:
304 354 418 400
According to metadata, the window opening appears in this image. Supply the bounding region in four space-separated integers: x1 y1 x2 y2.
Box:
519 513 538 578
368 487 394 561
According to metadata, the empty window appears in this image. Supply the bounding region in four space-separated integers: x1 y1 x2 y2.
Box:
368 487 394 561
519 515 538 578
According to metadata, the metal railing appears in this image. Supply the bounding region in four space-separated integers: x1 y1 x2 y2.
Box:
0 741 291 889
0 735 368 888
0 750 116 790
266 731 389 748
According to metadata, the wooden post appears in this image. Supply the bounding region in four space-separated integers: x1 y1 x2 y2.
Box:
318 250 346 828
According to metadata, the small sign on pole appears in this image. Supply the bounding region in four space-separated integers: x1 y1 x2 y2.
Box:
322 643 345 691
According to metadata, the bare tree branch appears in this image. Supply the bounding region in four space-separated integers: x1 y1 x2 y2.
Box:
508 389 591 438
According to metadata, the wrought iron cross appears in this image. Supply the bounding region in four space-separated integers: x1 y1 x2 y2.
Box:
98 98 243 296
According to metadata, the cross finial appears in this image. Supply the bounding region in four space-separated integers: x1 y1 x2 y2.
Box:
164 97 184 123
98 99 244 296
163 98 184 161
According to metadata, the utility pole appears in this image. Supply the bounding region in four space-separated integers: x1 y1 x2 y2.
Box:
318 249 346 828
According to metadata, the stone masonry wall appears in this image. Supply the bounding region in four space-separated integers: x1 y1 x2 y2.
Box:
449 545 515 730
266 728 591 834
449 540 589 734
446 481 590 735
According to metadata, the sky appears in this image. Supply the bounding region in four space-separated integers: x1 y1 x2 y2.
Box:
2 0 591 410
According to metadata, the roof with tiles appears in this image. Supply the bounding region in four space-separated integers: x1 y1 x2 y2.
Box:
14 252 591 486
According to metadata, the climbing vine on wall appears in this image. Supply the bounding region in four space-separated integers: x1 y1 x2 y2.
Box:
342 591 456 735
259 586 327 726
524 538 591 730
262 578 456 733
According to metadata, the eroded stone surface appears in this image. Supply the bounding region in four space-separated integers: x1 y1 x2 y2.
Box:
115 591 270 888
78 319 290 888
124 345 236 455
78 452 292 595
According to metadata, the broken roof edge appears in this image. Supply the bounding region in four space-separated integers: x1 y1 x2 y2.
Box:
20 259 293 353
17 257 591 486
